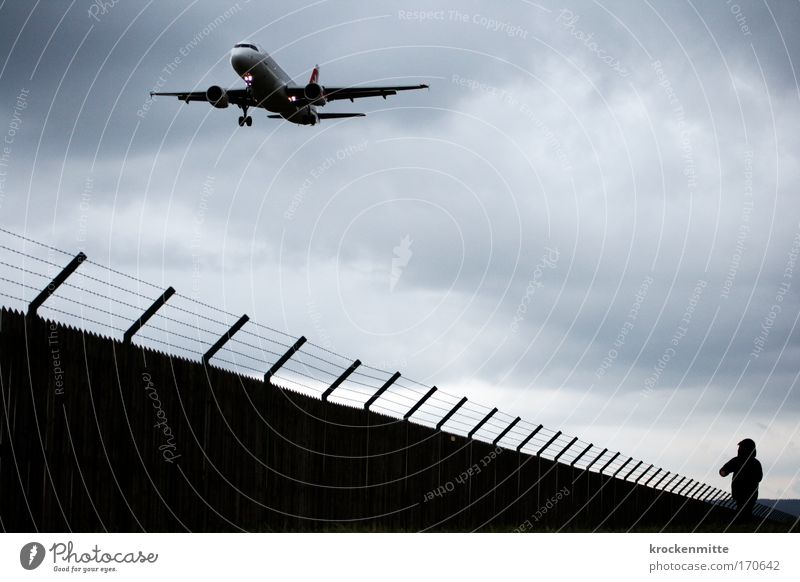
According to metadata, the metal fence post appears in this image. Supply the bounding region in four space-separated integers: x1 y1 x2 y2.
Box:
553 437 578 463
436 396 467 430
403 386 437 420
364 371 400 410
123 287 176 344
27 252 87 317
516 425 543 453
202 314 249 365
468 408 498 439
322 359 361 401
264 336 307 384
536 431 563 457
643 468 663 488
493 417 521 447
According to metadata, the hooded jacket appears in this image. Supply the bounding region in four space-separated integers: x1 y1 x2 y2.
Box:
721 438 763 501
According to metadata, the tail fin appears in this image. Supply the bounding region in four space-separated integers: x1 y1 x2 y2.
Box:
309 64 320 84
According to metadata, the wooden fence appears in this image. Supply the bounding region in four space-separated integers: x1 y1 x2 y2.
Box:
1 307 777 532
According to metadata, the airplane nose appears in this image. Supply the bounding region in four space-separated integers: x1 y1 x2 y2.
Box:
230 49 246 73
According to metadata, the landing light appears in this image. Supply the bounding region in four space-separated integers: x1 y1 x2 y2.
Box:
288 96 297 102
243 73 253 85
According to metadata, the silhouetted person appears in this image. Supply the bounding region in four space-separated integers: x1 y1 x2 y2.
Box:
719 438 762 524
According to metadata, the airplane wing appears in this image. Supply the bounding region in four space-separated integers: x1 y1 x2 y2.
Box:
149 88 253 106
285 84 428 104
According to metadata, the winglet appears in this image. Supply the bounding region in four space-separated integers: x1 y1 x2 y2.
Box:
309 64 320 84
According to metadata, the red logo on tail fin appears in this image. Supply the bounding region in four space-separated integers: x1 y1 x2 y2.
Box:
309 65 319 84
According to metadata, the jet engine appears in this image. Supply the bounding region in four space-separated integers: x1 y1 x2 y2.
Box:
206 85 229 108
303 83 327 106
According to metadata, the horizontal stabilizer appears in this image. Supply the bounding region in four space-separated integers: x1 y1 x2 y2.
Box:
318 113 365 119
267 113 366 120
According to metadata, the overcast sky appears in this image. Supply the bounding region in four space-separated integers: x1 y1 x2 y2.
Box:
1 0 798 499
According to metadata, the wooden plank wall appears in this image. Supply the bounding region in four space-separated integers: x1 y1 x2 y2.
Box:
0 307 749 532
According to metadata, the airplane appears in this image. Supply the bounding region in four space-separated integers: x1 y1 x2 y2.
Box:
150 41 429 126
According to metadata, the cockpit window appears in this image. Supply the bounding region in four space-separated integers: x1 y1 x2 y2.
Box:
234 43 259 51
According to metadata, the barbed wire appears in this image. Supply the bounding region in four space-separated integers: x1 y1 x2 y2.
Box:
0 233 501 418
0 226 73 257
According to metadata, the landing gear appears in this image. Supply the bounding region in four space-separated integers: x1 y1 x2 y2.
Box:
238 104 252 127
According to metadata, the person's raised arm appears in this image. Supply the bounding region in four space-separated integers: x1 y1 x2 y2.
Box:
719 457 737 477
